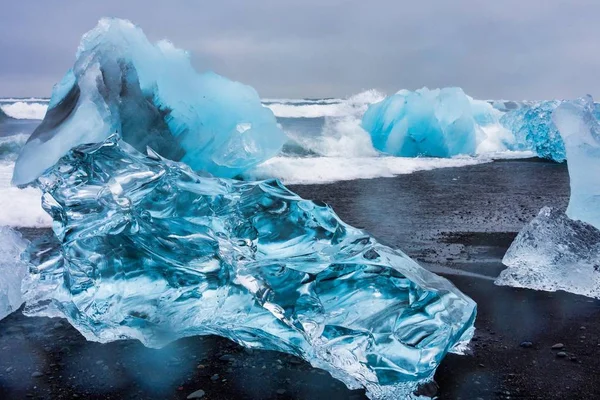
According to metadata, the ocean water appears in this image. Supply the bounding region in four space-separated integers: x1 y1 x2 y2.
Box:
0 94 531 227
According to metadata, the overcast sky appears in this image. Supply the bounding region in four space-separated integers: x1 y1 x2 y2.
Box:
1 0 600 100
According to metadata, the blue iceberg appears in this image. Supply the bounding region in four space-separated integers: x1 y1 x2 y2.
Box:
12 18 285 186
553 95 600 228
361 87 507 157
21 136 476 399
497 96 600 298
499 100 566 162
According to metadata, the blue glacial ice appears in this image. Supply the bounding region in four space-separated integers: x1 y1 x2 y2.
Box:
21 135 476 399
499 100 566 162
553 95 600 228
497 96 600 298
12 18 285 186
361 87 511 157
0 226 29 320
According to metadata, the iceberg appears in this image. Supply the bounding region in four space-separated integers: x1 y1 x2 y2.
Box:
497 96 600 298
0 226 29 320
12 18 285 186
361 87 508 157
553 95 600 228
499 100 566 162
22 136 476 400
496 207 600 298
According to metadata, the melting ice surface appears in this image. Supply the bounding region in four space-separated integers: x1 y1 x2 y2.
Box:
12 18 285 186
0 226 29 320
497 96 600 298
361 87 513 157
22 137 476 399
496 207 600 299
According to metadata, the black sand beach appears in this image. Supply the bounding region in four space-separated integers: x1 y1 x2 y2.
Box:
2 159 600 400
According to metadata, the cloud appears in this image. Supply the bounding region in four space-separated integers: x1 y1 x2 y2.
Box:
1 0 600 99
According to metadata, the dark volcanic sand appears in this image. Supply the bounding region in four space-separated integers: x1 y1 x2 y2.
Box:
2 159 600 400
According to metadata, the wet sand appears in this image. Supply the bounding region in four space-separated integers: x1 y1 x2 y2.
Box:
2 159 600 399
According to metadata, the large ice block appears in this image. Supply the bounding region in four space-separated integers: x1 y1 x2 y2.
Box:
12 18 285 186
361 87 507 157
0 226 29 320
553 95 600 229
496 207 600 298
23 136 476 400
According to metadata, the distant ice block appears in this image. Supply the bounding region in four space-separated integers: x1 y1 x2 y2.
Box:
553 95 600 229
23 136 476 400
0 226 29 320
496 207 600 299
12 18 285 186
499 100 566 162
361 87 509 157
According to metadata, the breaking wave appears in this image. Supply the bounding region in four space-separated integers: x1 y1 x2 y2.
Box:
0 101 48 120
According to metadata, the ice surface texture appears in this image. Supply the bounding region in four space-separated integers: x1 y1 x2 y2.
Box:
0 226 29 320
23 137 476 399
496 207 600 299
553 96 600 229
500 100 566 162
361 87 507 157
12 18 285 186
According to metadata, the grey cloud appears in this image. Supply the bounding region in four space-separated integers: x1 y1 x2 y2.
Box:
1 0 600 99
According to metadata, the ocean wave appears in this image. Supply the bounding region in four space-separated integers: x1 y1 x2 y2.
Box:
0 97 49 103
265 89 385 118
0 162 51 227
0 134 29 161
0 102 48 120
245 155 486 184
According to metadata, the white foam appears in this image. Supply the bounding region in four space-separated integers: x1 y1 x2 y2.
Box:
0 98 49 103
265 89 385 119
1 102 48 120
246 156 488 185
0 163 51 227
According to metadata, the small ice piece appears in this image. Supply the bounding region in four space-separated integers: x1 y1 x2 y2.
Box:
12 18 285 186
553 95 600 229
23 136 476 400
361 87 507 157
0 226 29 320
496 207 600 299
499 100 566 162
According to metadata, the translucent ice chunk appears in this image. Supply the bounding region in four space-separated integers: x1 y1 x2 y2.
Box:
496 207 600 299
0 226 29 320
553 95 600 229
361 87 507 157
23 136 476 400
12 18 285 186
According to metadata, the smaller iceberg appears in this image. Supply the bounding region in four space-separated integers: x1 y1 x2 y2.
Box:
553 96 600 228
12 18 285 186
361 87 510 158
496 207 600 298
497 96 600 298
499 100 566 162
0 226 29 320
